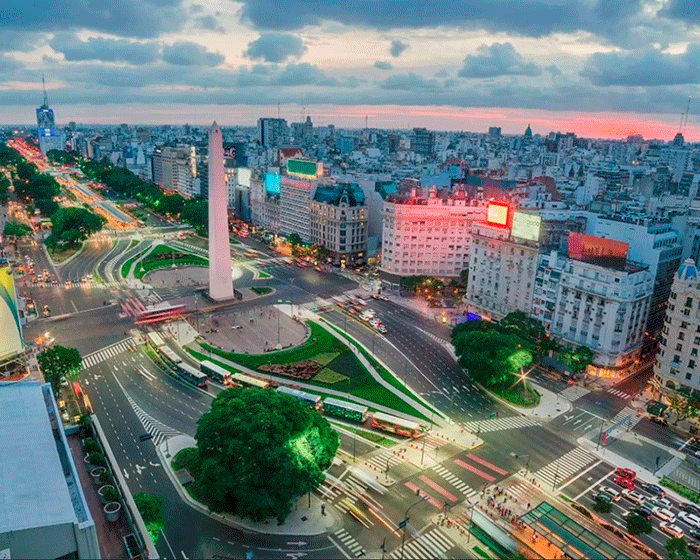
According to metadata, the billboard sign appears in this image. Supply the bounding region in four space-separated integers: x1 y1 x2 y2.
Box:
0 266 23 360
486 202 509 227
568 233 629 268
237 168 251 188
511 212 542 242
287 159 320 179
265 172 281 195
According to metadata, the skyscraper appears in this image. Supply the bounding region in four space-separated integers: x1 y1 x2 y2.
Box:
36 76 64 156
207 122 233 301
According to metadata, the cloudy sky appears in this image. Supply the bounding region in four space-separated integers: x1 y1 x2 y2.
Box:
3 0 700 139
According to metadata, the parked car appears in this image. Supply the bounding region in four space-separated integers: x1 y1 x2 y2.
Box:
651 416 669 426
378 325 388 334
623 490 646 504
689 527 700 540
653 507 676 523
614 476 635 490
615 467 636 481
632 505 653 520
646 496 672 510
681 503 700 517
640 482 666 497
659 522 684 538
593 492 612 504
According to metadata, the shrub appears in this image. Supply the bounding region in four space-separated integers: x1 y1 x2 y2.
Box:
83 438 99 454
593 500 612 514
88 452 106 466
572 503 592 518
99 470 113 484
103 487 119 502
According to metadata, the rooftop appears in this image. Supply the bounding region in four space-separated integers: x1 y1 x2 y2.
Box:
0 381 87 534
313 182 365 206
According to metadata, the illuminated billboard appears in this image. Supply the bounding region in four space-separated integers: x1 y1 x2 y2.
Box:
265 172 281 195
237 168 251 188
287 159 320 179
511 212 542 242
0 265 23 360
486 202 509 227
568 233 629 268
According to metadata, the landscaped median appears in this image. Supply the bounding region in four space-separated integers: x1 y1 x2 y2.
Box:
125 243 208 279
188 319 438 422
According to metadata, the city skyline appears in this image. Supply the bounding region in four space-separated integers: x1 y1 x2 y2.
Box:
2 0 700 140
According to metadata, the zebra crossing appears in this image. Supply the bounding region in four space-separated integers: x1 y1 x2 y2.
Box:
507 481 540 506
82 339 133 369
331 528 366 558
608 387 634 400
431 464 479 498
388 527 455 559
533 446 598 489
415 327 451 347
364 450 403 473
123 391 181 447
560 385 590 401
462 415 540 433
609 407 642 431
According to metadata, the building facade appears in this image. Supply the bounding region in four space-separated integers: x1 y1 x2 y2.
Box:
410 127 435 156
310 183 367 267
653 259 700 405
151 145 198 198
380 188 487 282
258 118 288 148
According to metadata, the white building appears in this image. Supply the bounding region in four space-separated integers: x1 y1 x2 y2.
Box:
380 187 487 283
653 259 700 403
534 251 653 372
152 144 198 198
466 223 539 319
279 175 318 241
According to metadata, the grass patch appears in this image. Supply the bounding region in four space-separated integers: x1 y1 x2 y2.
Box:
660 477 700 503
472 546 490 559
313 352 340 366
347 427 395 447
48 243 82 263
250 286 272 295
258 271 271 278
128 239 138 250
120 247 149 278
489 382 540 407
172 447 201 475
312 368 347 384
135 256 207 279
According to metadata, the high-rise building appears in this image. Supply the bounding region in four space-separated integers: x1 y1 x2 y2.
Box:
258 118 289 148
207 122 233 301
35 77 64 156
151 145 198 198
653 259 700 403
279 159 322 242
410 127 435 156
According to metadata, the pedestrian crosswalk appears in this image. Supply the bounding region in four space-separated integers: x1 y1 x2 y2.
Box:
82 339 133 369
533 446 598 489
609 407 642 431
431 464 479 498
560 385 590 401
364 450 403 473
123 391 181 447
507 481 540 506
415 327 451 347
331 528 366 558
608 387 634 400
462 415 540 433
388 527 455 559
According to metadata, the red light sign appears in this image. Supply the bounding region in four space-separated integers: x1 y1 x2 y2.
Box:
486 202 510 227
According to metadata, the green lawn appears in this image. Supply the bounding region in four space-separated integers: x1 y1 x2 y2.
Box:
135 255 208 279
120 247 149 278
488 381 540 407
48 243 83 263
250 286 272 295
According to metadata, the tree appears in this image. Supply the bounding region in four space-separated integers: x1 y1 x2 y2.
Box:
666 537 690 560
38 345 82 396
569 346 594 374
35 198 60 218
288 233 303 248
158 193 185 216
15 173 60 201
3 221 33 238
180 200 207 234
0 176 9 204
499 311 555 361
195 388 339 524
133 492 164 544
592 499 612 514
45 207 106 248
626 513 652 536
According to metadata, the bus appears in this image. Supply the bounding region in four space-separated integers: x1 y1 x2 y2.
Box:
159 346 182 366
200 360 232 385
370 412 422 438
278 386 322 410
231 372 270 389
322 397 368 423
176 362 209 389
146 331 165 350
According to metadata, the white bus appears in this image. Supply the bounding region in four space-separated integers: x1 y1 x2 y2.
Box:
200 360 232 385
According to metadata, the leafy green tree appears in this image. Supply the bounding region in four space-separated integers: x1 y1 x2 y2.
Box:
288 233 303 248
568 346 594 374
666 537 690 560
499 311 555 361
626 513 652 536
15 173 60 201
3 221 33 238
592 499 612 513
0 176 9 204
47 149 79 165
180 200 208 233
16 161 37 181
35 198 60 218
46 207 106 248
195 388 339 524
38 346 82 396
133 492 164 544
157 194 185 216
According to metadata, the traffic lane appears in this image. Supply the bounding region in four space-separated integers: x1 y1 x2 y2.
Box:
635 417 689 450
370 298 453 343
336 427 380 457
561 461 616 501
113 239 151 271
611 362 655 395
576 391 628 419
96 238 128 283
549 409 602 438
601 433 675 475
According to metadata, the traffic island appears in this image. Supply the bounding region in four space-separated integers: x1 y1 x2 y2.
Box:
158 435 342 536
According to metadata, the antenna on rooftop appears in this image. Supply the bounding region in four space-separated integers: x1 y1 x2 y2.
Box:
277 101 281 119
365 115 368 130
42 74 48 108
683 97 692 133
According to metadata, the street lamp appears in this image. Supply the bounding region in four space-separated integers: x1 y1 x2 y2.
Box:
466 499 477 543
399 491 427 560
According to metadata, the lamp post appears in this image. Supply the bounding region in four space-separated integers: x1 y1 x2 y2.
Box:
290 277 296 318
466 499 477 543
399 493 427 560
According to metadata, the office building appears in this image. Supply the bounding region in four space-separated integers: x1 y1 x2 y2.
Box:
36 78 64 156
258 118 288 148
310 183 367 267
653 259 700 403
0 381 99 559
0 261 24 377
251 173 280 234
279 159 322 242
151 145 198 198
410 128 435 157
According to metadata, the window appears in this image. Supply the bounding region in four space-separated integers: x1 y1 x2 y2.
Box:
679 332 685 341
687 373 693 381
676 343 683 352
682 321 689 329
690 360 696 369
687 297 694 307
674 354 681 363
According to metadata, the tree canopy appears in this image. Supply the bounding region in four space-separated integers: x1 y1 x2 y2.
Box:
38 346 82 396
666 537 690 560
195 387 339 523
3 221 33 238
47 149 79 166
45 207 105 248
133 492 164 544
498 310 556 361
35 198 60 218
625 513 652 536
14 172 60 202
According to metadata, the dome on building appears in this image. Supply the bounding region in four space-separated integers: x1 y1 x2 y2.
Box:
677 258 698 281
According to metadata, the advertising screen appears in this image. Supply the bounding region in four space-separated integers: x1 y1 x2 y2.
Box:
287 159 319 178
486 202 509 227
265 172 281 195
237 168 251 188
511 212 542 241
0 266 23 360
568 233 629 268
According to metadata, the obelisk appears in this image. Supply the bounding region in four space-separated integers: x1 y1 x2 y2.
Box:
208 121 233 300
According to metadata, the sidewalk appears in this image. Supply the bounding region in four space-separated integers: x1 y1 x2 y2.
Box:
157 435 341 536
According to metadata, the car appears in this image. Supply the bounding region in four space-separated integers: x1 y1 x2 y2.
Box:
651 416 669 426
30 276 38 283
615 467 636 481
378 325 388 334
646 496 672 510
681 503 700 516
632 505 653 520
614 476 635 490
640 482 666 497
653 507 676 523
689 527 700 540
593 492 613 504
679 511 700 528
660 522 684 538
599 486 622 501
51 277 58 285
623 490 646 505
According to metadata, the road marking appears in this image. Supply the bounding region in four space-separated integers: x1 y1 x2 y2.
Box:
573 466 615 501
123 469 129 479
327 535 353 559
454 459 496 482
419 475 458 502
181 551 189 559
466 453 507 475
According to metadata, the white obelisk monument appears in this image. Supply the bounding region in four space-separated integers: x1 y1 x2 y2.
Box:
208 121 233 300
